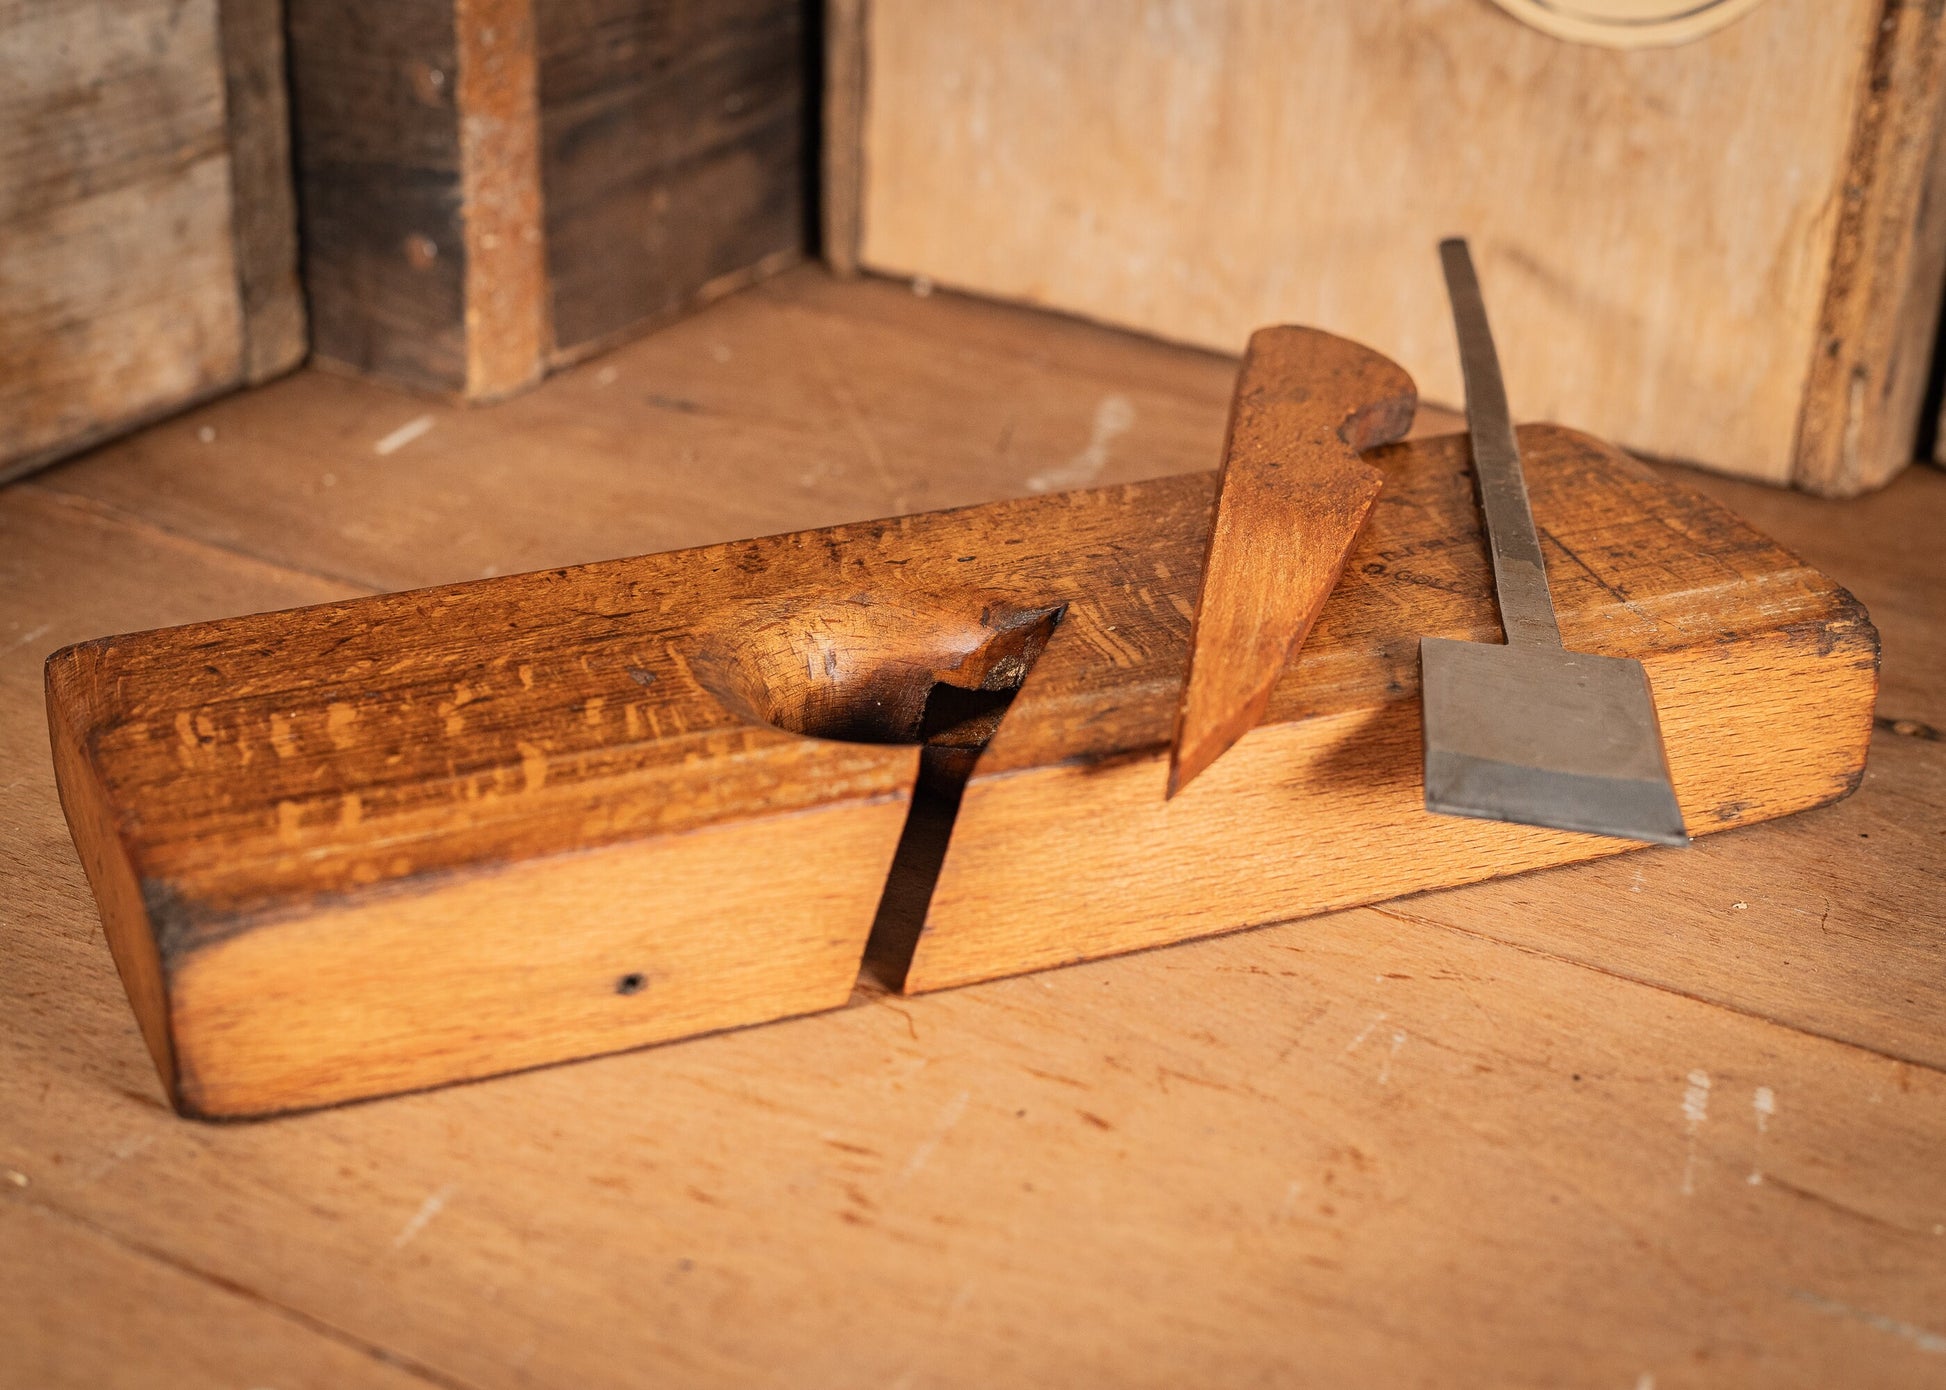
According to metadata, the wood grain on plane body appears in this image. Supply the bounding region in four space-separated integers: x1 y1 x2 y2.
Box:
1168 328 1415 796
45 426 1876 1116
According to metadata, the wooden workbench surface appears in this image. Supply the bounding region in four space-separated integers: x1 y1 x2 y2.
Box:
3 267 1941 1388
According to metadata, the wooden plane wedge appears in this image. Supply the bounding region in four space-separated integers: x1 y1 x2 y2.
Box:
1168 327 1416 797
45 351 1876 1118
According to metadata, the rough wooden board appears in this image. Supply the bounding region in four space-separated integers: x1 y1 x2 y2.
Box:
285 0 806 398
0 1201 434 1390
537 0 807 358
456 0 547 399
1794 0 1946 495
822 0 869 275
286 0 471 393
5 832 1945 1387
0 0 244 480
218 0 309 385
7 270 1943 1382
853 0 1903 488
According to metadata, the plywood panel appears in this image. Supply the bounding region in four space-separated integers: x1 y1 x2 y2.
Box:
857 0 1884 485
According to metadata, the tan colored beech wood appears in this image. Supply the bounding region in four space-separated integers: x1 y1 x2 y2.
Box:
906 426 1877 989
5 270 1942 1384
844 0 1946 493
46 413 1874 1115
1169 327 1411 795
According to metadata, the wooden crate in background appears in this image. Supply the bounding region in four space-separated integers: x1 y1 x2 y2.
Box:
286 0 808 401
0 0 306 484
827 0 1946 496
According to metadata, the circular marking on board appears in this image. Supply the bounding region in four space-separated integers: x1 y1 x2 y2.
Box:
1489 0 1775 48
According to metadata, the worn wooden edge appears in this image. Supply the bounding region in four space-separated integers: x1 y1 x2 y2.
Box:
454 0 549 400
905 581 1881 993
217 0 308 384
43 646 180 1097
1794 0 1946 496
821 0 868 276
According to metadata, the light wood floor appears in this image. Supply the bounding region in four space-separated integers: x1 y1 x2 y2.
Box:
3 267 1942 1388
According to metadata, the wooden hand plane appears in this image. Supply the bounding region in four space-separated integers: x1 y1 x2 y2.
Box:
46 332 1877 1118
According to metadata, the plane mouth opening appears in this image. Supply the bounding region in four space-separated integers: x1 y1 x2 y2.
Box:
690 595 1065 993
691 596 1062 749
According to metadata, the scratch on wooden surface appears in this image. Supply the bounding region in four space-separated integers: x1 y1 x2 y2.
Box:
392 1183 457 1249
373 414 435 456
1027 395 1134 493
1790 1289 1946 1353
82 1132 155 1186
1749 1086 1777 1185
1344 1012 1387 1053
1681 1069 1711 1196
1379 1031 1407 1085
899 1090 970 1182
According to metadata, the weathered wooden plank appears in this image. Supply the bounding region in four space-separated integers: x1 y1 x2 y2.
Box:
0 0 245 480
850 0 1946 493
822 0 868 275
537 0 806 358
285 0 806 397
4 860 1943 1386
219 0 309 384
1794 0 1946 494
286 0 471 393
455 0 549 399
